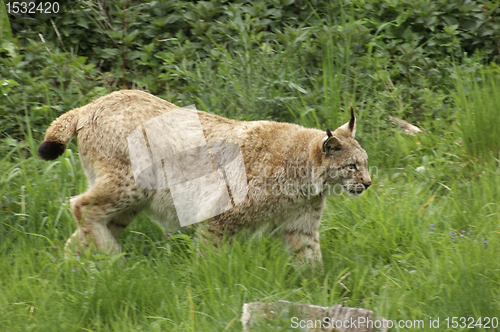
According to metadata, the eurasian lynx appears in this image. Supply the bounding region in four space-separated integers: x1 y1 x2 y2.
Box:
39 90 371 264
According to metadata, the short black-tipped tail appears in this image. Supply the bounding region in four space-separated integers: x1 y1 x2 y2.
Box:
38 106 81 161
38 141 67 160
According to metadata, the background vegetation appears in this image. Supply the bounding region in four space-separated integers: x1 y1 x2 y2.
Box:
1 0 500 331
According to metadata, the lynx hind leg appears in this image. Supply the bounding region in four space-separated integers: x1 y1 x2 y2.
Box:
65 177 140 256
66 192 122 256
106 209 140 239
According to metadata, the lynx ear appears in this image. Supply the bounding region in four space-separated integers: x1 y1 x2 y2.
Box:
333 106 356 138
322 130 341 154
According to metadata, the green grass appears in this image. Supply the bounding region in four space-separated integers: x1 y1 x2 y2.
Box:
2 93 500 332
453 66 500 163
2 34 500 332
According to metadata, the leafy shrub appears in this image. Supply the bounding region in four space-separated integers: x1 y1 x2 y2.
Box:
2 0 499 141
0 39 104 140
355 0 500 60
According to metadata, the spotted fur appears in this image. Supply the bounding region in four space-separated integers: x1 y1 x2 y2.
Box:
39 90 371 264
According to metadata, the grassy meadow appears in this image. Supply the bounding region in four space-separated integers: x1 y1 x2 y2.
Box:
2 1 500 331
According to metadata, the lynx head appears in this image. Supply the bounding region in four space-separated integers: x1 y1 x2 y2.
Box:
318 107 371 196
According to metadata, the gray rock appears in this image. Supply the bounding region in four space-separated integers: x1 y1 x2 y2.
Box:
241 300 389 331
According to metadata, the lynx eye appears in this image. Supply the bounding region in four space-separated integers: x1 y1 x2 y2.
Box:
348 164 357 170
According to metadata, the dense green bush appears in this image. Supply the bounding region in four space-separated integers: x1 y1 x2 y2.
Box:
2 0 499 140
0 39 103 140
355 0 500 59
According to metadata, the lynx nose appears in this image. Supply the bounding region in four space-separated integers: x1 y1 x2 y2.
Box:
363 181 372 189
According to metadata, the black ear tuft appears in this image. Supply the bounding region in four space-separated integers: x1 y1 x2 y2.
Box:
326 129 332 137
349 106 355 132
38 141 66 160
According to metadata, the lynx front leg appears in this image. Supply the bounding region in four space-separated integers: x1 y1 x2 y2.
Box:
283 197 325 266
283 229 322 265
